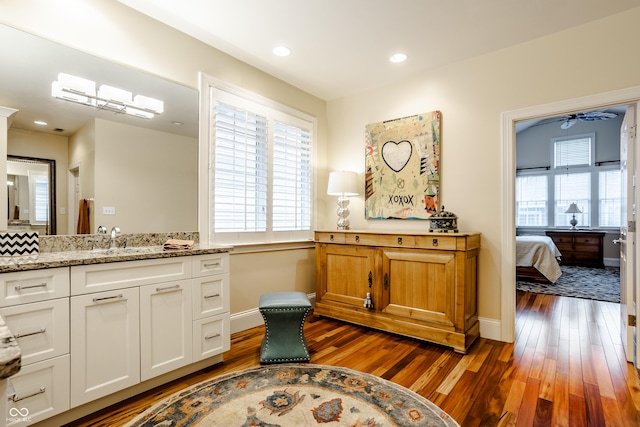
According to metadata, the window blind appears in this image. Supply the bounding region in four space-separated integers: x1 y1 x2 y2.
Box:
515 175 548 226
554 137 591 168
599 169 621 227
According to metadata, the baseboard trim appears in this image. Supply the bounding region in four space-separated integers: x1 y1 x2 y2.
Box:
230 293 316 334
604 257 620 268
479 316 504 342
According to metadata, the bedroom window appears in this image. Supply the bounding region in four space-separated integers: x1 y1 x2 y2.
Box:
599 169 621 227
516 132 620 229
515 175 548 226
204 80 315 245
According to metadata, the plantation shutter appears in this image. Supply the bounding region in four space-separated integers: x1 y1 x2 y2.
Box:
213 101 268 232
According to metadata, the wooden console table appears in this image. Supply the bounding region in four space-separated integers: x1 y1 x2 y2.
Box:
545 230 605 268
314 230 480 353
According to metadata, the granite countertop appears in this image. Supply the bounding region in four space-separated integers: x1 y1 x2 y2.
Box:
0 243 232 273
0 317 21 380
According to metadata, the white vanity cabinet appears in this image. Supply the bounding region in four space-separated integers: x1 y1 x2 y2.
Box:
0 268 71 425
70 287 140 407
140 280 192 381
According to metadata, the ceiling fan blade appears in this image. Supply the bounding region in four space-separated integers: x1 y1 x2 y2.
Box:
576 111 618 121
560 118 577 129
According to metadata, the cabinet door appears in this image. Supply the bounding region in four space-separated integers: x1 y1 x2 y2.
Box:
380 249 456 327
317 244 377 308
70 287 140 407
140 281 192 381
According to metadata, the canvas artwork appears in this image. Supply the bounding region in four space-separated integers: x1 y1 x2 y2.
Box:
365 111 441 220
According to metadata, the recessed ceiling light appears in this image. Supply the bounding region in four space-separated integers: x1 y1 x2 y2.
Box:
273 46 292 57
171 121 184 126
389 53 408 63
34 120 47 126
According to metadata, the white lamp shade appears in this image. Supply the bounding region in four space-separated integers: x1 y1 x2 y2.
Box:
327 171 359 196
565 203 582 214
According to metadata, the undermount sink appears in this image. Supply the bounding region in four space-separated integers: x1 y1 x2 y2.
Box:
91 246 160 255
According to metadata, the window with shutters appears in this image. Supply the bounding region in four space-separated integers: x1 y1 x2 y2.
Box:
204 82 315 244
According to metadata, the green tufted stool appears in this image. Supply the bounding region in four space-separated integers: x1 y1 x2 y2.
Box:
259 292 312 364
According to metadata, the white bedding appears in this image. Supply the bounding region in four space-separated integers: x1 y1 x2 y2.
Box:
516 235 562 282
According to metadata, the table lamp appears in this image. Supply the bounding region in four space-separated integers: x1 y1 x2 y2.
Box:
565 202 582 230
327 171 359 230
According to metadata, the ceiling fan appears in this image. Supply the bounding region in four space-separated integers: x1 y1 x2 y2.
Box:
558 110 618 129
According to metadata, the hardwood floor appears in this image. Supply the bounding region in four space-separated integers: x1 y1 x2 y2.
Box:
64 291 640 426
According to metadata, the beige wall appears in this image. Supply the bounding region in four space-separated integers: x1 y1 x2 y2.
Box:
0 0 325 314
8 128 69 234
323 9 640 334
6 2 636 336
93 118 197 233
69 120 95 232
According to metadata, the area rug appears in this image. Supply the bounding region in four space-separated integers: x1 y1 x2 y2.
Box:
516 265 620 303
126 364 460 426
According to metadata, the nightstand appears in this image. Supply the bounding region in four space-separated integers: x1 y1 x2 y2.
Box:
545 230 605 268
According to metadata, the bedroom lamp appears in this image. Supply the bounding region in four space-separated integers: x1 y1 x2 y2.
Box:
565 203 582 230
327 171 359 230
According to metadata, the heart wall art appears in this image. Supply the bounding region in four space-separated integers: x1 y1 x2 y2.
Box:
365 111 441 219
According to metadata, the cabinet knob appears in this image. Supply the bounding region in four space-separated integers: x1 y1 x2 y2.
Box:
355 235 360 243
329 234 334 241
432 238 438 247
397 237 403 245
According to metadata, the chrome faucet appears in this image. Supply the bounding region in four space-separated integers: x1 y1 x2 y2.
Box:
97 225 107 234
110 226 121 249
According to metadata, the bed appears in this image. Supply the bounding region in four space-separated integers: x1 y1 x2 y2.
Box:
516 235 562 283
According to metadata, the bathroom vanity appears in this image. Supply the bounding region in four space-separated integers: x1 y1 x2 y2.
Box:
0 234 231 426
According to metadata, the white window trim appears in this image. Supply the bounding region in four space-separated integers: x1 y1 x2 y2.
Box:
198 72 318 246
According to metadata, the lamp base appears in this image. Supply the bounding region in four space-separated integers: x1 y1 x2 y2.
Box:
569 215 578 230
336 196 351 230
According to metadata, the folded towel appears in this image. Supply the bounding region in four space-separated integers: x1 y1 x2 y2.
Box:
163 239 194 250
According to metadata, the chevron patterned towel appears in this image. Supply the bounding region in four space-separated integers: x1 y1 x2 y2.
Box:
0 232 39 256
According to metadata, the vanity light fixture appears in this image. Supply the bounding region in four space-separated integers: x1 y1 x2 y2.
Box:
389 53 408 63
51 72 164 119
33 120 47 126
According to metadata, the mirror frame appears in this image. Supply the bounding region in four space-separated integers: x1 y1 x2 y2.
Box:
7 155 56 235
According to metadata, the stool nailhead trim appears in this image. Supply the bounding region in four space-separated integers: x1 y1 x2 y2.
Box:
260 307 310 362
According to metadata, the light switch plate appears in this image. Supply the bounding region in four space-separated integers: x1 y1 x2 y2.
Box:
103 206 116 215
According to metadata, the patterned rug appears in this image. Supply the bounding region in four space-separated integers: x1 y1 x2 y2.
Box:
126 364 459 426
516 265 620 303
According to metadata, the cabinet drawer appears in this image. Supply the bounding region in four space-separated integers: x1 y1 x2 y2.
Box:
71 257 191 295
6 354 70 426
191 253 229 277
315 232 346 244
348 233 416 247
192 274 230 320
0 267 69 307
0 298 69 366
415 235 458 250
192 314 230 362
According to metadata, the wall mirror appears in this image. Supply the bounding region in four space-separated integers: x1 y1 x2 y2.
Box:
0 23 199 235
7 155 56 235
